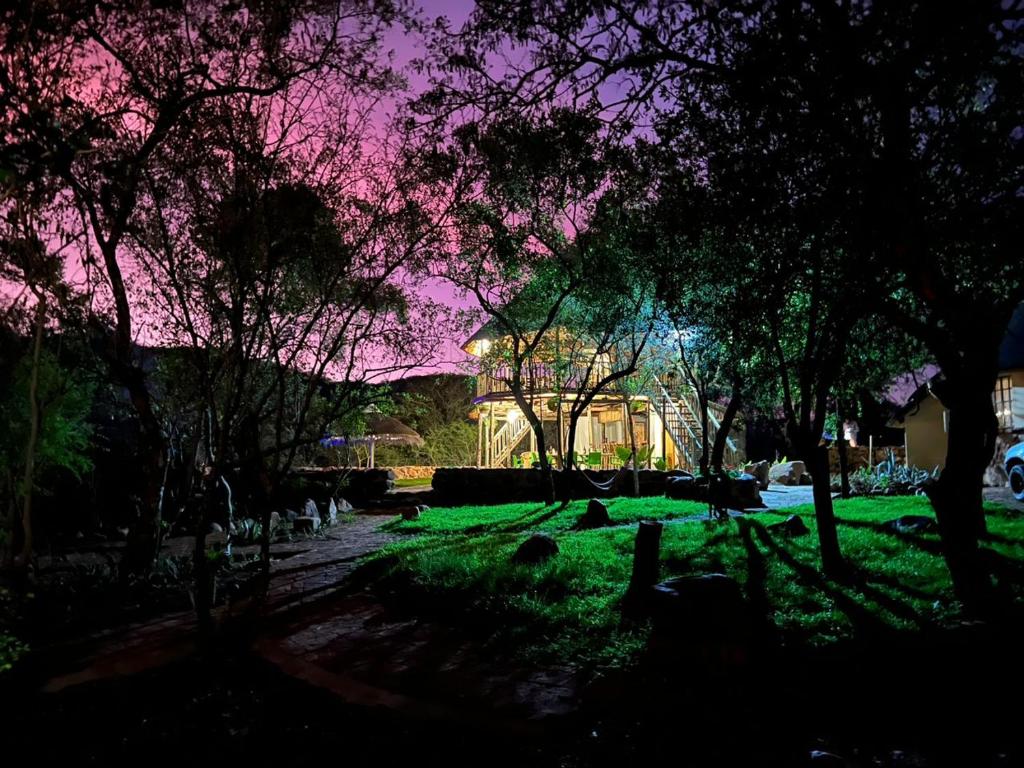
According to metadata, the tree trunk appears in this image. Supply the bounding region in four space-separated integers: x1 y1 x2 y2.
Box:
119 378 166 579
698 390 710 477
561 410 581 503
13 298 46 568
626 398 640 497
555 401 565 470
810 443 845 578
193 496 214 638
928 372 998 615
710 380 742 473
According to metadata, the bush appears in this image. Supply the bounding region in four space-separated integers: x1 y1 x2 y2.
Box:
839 450 939 496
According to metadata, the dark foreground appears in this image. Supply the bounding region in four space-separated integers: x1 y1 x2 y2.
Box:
4 618 1023 768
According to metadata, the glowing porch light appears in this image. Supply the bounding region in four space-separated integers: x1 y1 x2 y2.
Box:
507 407 521 424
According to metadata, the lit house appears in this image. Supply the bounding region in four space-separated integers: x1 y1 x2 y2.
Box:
892 306 1024 473
463 323 744 471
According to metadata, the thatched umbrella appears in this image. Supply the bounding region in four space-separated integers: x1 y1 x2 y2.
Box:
322 413 423 468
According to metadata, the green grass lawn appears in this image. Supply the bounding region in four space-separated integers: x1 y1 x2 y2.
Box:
369 496 1024 668
393 476 432 488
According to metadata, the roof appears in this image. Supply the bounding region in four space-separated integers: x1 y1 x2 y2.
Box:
321 413 424 447
462 319 502 354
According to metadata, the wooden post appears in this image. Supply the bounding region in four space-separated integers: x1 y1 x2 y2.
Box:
628 520 663 597
476 411 483 468
868 433 874 471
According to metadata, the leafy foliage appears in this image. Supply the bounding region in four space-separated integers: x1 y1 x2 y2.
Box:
0 347 94 493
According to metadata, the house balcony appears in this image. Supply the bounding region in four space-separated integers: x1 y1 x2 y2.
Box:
475 363 623 400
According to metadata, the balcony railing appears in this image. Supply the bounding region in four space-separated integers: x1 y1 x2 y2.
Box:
476 363 624 398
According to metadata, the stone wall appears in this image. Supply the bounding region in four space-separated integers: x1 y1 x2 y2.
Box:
431 467 677 505
384 465 439 480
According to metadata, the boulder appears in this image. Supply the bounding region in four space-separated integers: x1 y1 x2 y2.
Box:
883 515 937 534
398 506 421 521
648 573 748 638
727 473 764 509
325 498 338 525
303 498 320 519
293 516 320 534
743 460 771 490
769 460 807 486
576 498 612 529
208 522 223 534
284 509 299 523
512 533 559 565
665 473 700 501
767 514 810 537
269 511 282 533
335 497 354 514
798 472 814 486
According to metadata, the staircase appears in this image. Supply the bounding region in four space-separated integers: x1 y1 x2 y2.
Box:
649 379 700 471
490 414 532 468
651 375 743 472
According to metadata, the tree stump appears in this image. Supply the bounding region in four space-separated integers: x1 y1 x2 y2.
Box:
624 520 663 612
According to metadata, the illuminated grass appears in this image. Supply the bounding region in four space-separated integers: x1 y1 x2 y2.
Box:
368 496 1024 667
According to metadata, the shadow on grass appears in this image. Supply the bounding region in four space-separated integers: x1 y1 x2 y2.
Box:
747 520 896 637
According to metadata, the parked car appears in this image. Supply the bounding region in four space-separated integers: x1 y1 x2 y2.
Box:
1004 442 1024 501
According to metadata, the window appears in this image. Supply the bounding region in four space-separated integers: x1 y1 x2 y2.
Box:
994 375 1013 431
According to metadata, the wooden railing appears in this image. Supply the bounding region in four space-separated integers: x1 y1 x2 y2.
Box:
476 362 621 398
490 414 532 468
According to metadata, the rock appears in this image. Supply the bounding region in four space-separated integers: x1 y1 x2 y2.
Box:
335 497 354 513
665 473 700 500
767 514 810 537
325 498 338 525
743 460 771 490
576 498 612 529
269 511 281 532
293 516 320 534
303 498 320 519
397 506 420 521
769 460 807 486
984 463 1008 487
416 504 430 514
285 509 299 522
883 515 937 534
727 474 764 509
511 533 559 565
208 522 223 534
799 472 814 486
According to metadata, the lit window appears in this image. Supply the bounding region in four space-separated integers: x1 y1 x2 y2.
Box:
994 375 1013 430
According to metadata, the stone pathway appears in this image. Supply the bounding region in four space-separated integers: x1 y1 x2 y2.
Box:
40 515 397 692
254 593 580 731
758 484 818 510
